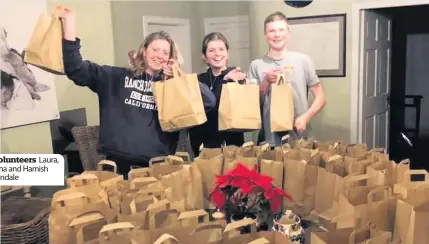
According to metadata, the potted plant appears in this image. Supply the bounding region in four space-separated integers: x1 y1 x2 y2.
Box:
209 162 293 231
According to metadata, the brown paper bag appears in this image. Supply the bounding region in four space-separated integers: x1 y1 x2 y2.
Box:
270 73 294 132
149 156 184 179
283 148 319 216
23 5 64 74
49 192 117 244
194 149 223 208
311 228 391 244
233 142 259 171
218 81 261 132
222 145 239 173
394 198 429 244
153 66 207 132
81 160 124 187
221 218 291 244
98 222 138 244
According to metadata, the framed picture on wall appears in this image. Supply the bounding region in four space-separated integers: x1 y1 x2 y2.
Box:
287 13 346 77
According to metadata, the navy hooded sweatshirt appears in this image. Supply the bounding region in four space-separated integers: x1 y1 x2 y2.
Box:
62 38 216 164
189 67 244 156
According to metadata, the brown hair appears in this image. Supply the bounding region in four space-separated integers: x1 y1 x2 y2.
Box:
201 32 230 55
129 31 183 75
264 11 288 32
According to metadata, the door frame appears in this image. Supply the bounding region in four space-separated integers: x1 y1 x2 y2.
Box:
350 0 429 144
142 16 192 72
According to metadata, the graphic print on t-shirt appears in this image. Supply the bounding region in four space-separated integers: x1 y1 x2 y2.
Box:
123 76 158 110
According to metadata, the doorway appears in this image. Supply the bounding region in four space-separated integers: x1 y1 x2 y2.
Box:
351 1 429 170
142 16 193 73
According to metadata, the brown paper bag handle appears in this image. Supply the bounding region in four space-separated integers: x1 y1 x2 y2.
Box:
404 169 429 182
153 234 179 244
149 156 167 166
128 167 153 180
130 188 166 214
242 141 254 148
191 222 224 235
177 209 209 223
369 148 386 153
165 155 184 165
348 227 371 244
345 174 369 185
53 192 89 208
398 159 410 165
327 155 342 163
70 212 107 244
130 195 158 214
393 183 429 199
68 173 100 187
97 160 118 173
130 176 158 189
149 208 181 229
276 73 286 85
247 238 270 244
99 222 138 244
223 218 257 233
367 186 390 205
260 143 270 152
281 134 290 145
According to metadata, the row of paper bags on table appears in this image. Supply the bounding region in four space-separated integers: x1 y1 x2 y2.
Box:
23 6 295 134
49 153 206 244
193 138 429 244
285 139 429 244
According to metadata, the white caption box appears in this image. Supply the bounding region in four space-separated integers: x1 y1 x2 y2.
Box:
0 154 65 186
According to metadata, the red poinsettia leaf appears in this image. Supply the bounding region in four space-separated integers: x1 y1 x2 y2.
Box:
228 162 252 178
268 195 282 213
241 183 254 195
264 188 273 199
254 174 273 191
230 177 248 189
210 187 226 208
274 186 294 201
215 174 231 188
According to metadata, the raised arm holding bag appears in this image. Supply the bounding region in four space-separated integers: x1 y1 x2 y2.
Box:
24 4 65 74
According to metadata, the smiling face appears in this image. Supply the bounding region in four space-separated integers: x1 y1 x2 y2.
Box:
204 39 229 70
143 39 171 74
264 19 289 51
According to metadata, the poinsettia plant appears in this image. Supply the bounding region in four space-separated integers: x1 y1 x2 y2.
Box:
209 162 293 224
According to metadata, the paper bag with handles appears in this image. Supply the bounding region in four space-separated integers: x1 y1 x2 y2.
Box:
48 191 117 244
393 170 429 244
218 80 261 132
138 209 226 244
23 4 64 74
221 218 291 244
270 73 294 132
283 148 320 216
194 148 223 208
149 155 184 179
152 66 207 132
79 160 124 187
311 227 391 244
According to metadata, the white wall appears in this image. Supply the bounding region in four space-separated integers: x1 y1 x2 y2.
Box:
405 34 429 136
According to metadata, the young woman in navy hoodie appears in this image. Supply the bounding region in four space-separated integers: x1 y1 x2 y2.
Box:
189 32 246 157
59 7 215 177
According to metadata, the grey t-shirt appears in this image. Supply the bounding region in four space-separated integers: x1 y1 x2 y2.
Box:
247 51 319 146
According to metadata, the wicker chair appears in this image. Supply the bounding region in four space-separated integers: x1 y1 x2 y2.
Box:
71 125 194 168
71 125 105 171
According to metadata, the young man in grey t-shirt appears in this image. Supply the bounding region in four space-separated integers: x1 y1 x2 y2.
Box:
248 11 326 147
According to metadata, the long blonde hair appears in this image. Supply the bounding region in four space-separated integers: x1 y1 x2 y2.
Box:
129 31 184 76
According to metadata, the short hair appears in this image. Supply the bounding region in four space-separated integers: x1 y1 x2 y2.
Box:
264 11 288 32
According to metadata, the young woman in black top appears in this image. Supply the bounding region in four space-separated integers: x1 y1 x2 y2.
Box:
59 7 215 177
189 32 246 157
